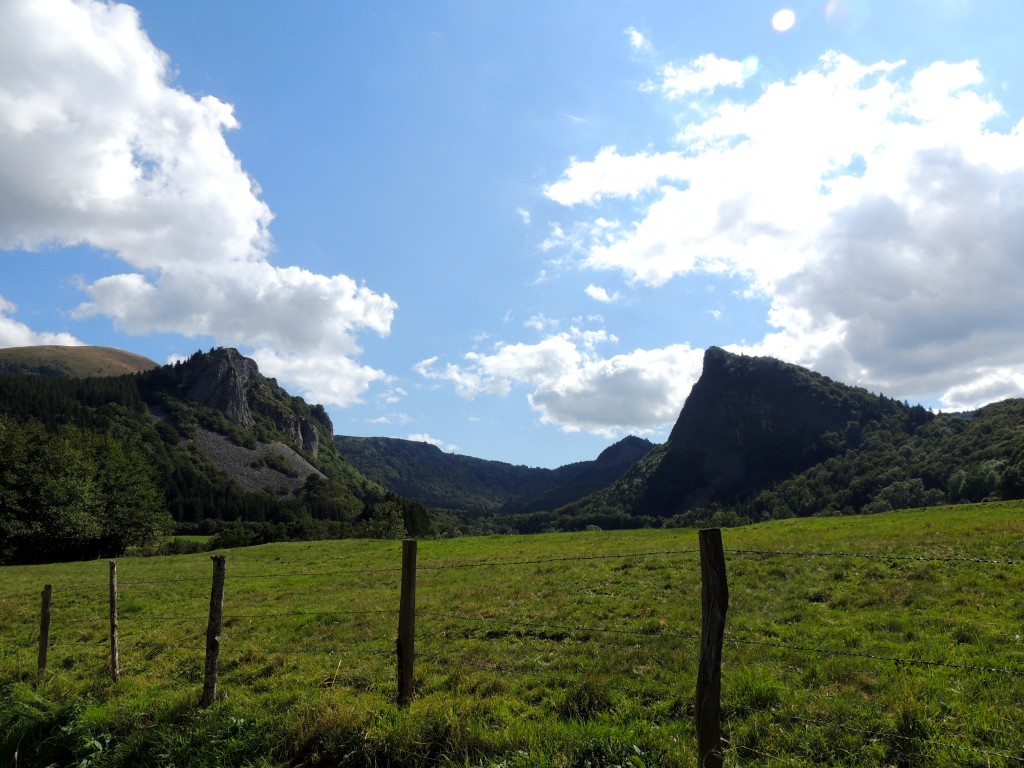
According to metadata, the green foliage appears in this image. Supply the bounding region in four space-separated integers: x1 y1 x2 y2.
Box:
0 416 173 563
335 435 655 517
554 360 1024 531
0 348 430 561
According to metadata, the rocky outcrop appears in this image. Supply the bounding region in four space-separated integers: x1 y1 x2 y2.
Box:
643 346 902 514
177 348 332 457
250 395 325 455
182 348 260 429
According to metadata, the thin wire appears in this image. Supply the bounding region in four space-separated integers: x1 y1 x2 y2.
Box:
419 652 668 699
786 714 1024 762
727 548 1024 566
417 548 700 571
732 743 805 767
121 565 403 587
223 609 394 620
252 644 393 657
421 612 701 641
727 634 1024 677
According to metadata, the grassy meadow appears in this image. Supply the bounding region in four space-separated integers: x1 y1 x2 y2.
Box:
3 502 1024 767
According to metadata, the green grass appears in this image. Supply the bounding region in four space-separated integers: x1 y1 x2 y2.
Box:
167 535 214 544
0 345 158 378
3 502 1024 766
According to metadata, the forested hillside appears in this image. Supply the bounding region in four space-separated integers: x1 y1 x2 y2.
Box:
0 347 431 563
544 348 1024 532
334 434 654 515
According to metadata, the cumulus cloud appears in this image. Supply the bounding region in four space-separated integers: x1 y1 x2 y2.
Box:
545 51 1024 410
415 330 703 436
657 54 749 97
0 0 394 405
585 284 620 303
544 146 689 206
0 295 82 348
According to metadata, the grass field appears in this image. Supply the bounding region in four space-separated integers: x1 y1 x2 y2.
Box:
166 535 214 543
3 502 1024 767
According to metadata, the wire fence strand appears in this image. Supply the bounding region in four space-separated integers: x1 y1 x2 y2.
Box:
725 633 1024 677
785 714 1024 763
421 612 702 642
416 548 700 571
726 548 1024 566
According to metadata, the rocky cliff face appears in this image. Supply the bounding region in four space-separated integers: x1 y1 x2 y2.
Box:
642 346 899 514
177 348 332 457
181 348 260 428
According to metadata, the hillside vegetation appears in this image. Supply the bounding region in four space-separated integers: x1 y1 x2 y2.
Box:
0 348 430 563
334 434 655 515
3 503 1024 766
0 345 158 378
505 348 1024 532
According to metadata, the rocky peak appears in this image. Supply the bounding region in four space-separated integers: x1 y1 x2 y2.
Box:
176 348 331 457
594 435 655 468
645 346 903 514
181 347 260 429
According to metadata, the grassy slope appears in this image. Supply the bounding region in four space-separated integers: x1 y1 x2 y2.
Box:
3 502 1024 767
0 345 159 377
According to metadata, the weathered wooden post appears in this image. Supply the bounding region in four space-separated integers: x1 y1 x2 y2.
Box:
396 538 417 706
696 528 728 768
201 555 227 708
37 584 52 684
109 560 120 682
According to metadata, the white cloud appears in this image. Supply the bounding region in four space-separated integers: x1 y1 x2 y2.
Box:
624 27 652 53
250 347 392 409
546 51 1024 410
368 413 411 426
939 370 1024 411
585 284 620 303
659 54 748 98
0 0 394 408
544 146 689 206
407 433 458 452
378 386 408 405
415 330 703 436
0 295 82 348
524 313 558 332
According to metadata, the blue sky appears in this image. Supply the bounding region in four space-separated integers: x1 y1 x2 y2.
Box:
3 1 1024 468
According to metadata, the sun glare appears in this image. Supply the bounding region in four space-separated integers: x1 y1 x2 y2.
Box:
772 8 797 32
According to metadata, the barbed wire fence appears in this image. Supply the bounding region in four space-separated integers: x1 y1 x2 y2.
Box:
5 533 1024 766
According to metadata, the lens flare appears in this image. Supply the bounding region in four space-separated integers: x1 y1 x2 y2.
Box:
824 0 870 30
772 8 797 32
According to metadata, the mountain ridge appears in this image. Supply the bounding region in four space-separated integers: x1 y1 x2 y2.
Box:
333 433 656 515
550 347 1022 530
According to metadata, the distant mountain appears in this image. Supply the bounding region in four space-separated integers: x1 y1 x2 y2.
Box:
551 347 1024 530
334 434 656 515
0 344 158 378
0 347 429 563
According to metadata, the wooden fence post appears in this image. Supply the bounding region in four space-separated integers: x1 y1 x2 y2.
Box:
201 555 227 708
396 538 417 707
696 528 729 768
109 560 120 682
37 584 52 684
